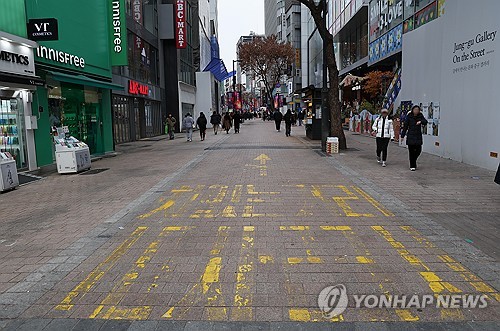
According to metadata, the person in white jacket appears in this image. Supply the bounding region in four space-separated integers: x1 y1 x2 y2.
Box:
372 108 394 167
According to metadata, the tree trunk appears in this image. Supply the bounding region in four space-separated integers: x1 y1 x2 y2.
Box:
325 36 347 149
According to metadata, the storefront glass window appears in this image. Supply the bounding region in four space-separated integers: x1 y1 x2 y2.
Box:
48 83 102 155
126 0 158 35
0 98 27 169
415 0 433 12
126 32 158 85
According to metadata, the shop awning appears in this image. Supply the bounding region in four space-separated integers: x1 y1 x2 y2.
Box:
47 71 124 90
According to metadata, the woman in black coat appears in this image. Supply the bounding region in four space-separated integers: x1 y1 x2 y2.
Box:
401 105 428 171
196 112 208 141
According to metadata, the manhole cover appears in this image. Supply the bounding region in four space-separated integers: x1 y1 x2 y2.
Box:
80 168 110 175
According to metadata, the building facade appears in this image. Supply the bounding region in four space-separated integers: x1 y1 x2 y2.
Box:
111 0 164 145
25 0 121 168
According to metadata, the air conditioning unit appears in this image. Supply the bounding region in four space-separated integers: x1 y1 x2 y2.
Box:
296 69 301 77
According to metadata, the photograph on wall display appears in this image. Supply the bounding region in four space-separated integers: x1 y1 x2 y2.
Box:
428 102 434 119
421 103 428 135
432 102 440 136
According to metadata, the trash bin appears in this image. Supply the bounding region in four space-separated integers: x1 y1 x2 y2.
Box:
326 137 339 155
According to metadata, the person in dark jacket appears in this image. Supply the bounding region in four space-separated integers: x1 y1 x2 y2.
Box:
196 112 208 141
495 163 500 185
298 109 305 126
273 110 283 131
233 111 241 133
401 105 428 171
210 111 221 135
223 112 232 134
283 109 293 137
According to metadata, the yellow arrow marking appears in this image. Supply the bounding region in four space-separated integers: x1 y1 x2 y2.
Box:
254 154 271 165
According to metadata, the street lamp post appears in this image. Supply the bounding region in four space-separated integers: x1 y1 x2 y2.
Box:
317 0 330 152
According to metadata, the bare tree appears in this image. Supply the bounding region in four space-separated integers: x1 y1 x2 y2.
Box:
298 0 347 149
238 35 294 112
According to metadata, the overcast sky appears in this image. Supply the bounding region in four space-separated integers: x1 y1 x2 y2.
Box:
218 0 265 72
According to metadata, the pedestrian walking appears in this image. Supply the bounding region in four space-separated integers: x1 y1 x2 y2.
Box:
233 111 241 133
197 112 208 141
182 113 195 142
284 109 293 137
298 109 304 126
372 108 394 167
210 110 221 135
495 163 500 185
401 105 428 171
273 109 283 132
165 114 176 140
223 112 232 134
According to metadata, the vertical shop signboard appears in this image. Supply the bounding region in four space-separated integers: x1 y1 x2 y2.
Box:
133 0 143 56
109 0 128 66
175 0 186 49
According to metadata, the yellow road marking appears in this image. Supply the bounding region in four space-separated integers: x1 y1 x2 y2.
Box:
289 308 343 322
401 226 500 302
205 185 228 204
222 206 237 217
356 256 374 264
259 255 274 264
280 226 309 231
246 185 280 195
55 227 147 311
320 226 352 231
311 185 326 201
334 186 374 217
163 226 229 320
190 209 216 218
171 185 205 217
171 186 193 193
231 226 256 320
352 186 394 217
372 226 464 320
339 227 405 321
254 154 271 165
90 226 190 319
231 185 243 202
138 200 174 219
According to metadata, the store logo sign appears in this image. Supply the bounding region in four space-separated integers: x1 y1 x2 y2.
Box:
128 80 149 96
175 0 186 49
36 45 85 68
0 40 36 76
109 0 128 66
27 18 59 41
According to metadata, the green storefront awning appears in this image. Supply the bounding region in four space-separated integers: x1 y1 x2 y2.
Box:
47 71 124 90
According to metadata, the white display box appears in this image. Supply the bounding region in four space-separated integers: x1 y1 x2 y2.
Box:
0 159 19 191
56 147 91 174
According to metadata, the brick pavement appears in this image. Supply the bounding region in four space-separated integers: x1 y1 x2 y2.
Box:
0 121 498 330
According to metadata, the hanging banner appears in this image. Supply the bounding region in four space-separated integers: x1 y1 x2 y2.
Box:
175 0 186 49
109 0 128 66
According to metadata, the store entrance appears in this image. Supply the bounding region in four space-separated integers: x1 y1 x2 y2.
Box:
48 82 103 155
0 97 28 169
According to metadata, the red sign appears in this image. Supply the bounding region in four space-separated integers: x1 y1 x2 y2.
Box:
128 80 149 96
175 0 186 49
